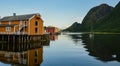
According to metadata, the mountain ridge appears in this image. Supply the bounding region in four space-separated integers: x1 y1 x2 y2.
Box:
80 3 113 32
63 3 114 32
93 1 120 32
63 22 81 32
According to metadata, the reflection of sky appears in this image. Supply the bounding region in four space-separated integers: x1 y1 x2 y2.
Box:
0 63 10 66
0 0 120 29
42 34 120 66
42 35 88 66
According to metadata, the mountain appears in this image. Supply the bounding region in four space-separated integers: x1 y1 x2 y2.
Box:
63 22 81 32
63 2 120 32
80 4 113 32
93 2 120 32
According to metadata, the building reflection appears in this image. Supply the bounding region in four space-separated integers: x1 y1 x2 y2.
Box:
0 38 50 66
81 34 120 62
50 35 58 41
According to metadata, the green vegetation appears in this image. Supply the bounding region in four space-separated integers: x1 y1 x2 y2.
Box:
81 4 113 32
63 2 120 33
63 22 81 32
93 2 120 32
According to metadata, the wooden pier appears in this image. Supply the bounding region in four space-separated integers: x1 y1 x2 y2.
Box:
0 34 50 42
0 34 50 52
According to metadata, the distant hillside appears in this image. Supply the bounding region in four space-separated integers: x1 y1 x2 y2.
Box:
93 2 120 32
63 2 120 32
81 4 113 32
63 22 81 32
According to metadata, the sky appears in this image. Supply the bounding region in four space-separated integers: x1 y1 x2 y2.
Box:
0 0 119 29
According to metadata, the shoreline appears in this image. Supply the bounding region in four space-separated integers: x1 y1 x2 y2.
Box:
61 32 120 34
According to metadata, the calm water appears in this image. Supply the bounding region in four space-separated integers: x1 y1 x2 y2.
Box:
0 33 120 66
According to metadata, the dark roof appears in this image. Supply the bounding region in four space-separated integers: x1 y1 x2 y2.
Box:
0 24 17 27
0 13 40 22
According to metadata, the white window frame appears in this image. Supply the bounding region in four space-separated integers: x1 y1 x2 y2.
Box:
20 21 22 25
9 21 11 25
6 27 11 32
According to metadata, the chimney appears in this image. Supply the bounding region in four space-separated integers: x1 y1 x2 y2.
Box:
13 13 16 16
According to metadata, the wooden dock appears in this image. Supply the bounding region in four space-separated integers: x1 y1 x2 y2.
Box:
0 34 50 52
0 34 50 43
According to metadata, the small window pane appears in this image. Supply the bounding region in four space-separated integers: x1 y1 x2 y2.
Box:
35 28 38 33
6 27 11 32
35 21 38 26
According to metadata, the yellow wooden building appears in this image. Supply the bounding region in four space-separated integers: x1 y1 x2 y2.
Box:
0 13 44 35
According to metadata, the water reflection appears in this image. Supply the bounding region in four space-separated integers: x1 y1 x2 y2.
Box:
81 34 120 62
68 34 82 44
0 37 50 66
50 35 58 41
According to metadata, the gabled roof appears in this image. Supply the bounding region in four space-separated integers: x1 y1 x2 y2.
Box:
0 13 40 22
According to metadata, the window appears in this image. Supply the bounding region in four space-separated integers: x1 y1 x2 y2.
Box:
9 21 11 25
35 21 38 26
24 21 26 25
6 27 11 32
35 50 38 56
20 21 22 25
35 28 38 33
23 21 27 26
34 50 38 63
34 58 38 63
